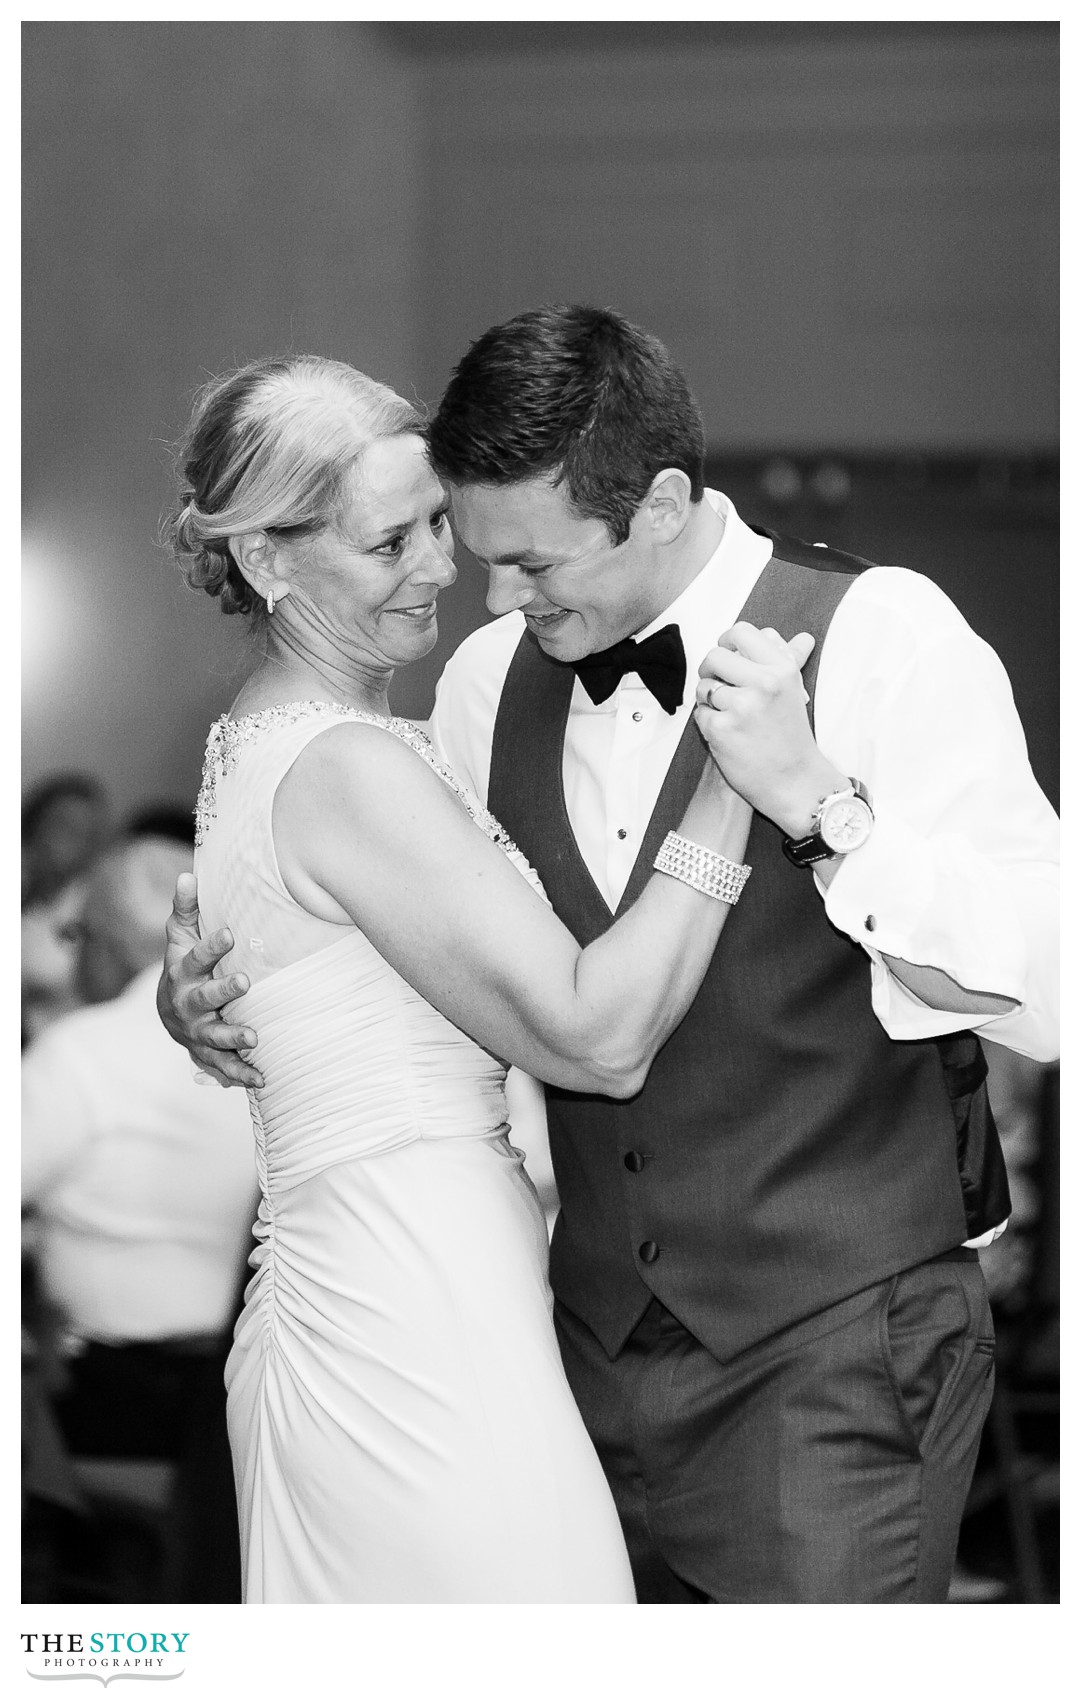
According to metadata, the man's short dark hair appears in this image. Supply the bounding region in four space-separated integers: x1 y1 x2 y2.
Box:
427 305 706 546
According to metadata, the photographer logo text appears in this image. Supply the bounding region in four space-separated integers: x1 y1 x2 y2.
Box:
23 1633 189 1685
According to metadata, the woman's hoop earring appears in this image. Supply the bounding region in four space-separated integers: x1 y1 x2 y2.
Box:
266 591 275 615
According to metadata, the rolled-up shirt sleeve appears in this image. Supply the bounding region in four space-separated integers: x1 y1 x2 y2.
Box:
813 566 1059 1061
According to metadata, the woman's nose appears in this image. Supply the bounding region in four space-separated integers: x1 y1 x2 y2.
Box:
420 530 457 586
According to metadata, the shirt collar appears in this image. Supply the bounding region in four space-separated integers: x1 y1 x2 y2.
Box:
636 490 773 675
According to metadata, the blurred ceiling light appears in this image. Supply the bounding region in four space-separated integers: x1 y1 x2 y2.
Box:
810 461 852 507
758 458 803 505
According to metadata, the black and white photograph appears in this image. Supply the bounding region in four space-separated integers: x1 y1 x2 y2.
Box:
19 11 1062 1689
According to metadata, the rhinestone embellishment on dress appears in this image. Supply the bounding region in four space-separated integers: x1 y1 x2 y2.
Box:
194 702 532 881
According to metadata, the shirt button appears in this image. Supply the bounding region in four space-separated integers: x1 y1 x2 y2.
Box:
632 711 643 723
624 1151 645 1172
638 1241 660 1264
865 915 877 932
616 828 627 840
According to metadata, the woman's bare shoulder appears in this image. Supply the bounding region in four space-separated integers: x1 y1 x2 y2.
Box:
278 716 464 829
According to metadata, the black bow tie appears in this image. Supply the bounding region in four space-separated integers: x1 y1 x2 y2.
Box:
572 623 687 714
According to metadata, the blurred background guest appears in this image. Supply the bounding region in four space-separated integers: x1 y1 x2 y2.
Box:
21 824 256 1599
950 1046 1060 1601
21 773 110 1045
22 773 110 906
21 873 90 1048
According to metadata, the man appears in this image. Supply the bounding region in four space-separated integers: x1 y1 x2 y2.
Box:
159 307 1058 1601
22 830 256 1466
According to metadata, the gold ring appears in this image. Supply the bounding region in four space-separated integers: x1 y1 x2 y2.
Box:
707 683 723 712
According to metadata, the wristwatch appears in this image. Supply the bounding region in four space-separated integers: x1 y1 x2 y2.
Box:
781 778 874 867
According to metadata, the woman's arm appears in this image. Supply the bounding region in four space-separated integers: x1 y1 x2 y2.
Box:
274 720 751 1098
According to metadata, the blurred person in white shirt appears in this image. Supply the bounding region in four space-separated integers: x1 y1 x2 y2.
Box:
22 826 256 1461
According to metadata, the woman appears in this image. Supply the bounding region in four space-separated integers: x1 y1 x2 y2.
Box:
171 355 754 1603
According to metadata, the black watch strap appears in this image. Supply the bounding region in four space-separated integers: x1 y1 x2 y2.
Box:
781 831 835 868
781 777 871 868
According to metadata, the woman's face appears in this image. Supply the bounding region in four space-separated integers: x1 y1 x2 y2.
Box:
281 434 457 672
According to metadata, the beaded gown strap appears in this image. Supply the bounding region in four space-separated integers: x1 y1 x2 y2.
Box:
195 701 543 895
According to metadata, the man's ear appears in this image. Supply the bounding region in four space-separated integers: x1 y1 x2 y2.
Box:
641 469 692 544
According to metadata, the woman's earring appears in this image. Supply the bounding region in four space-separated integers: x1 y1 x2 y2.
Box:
266 591 275 615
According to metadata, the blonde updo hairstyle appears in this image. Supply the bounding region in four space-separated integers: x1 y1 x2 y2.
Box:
169 356 424 620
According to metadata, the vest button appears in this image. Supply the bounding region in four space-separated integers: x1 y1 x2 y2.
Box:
624 1150 645 1172
638 1240 660 1263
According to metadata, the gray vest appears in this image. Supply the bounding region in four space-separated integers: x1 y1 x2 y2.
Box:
488 534 1009 1362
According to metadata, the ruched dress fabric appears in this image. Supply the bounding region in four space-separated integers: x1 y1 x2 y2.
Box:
193 704 634 1604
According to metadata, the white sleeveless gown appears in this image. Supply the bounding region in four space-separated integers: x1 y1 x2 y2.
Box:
193 703 634 1603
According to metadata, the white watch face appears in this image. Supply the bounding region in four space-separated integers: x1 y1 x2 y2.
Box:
819 797 873 853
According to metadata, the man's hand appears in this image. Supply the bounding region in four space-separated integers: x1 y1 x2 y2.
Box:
157 873 263 1089
694 625 845 835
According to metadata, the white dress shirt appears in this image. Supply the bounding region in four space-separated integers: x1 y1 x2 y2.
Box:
432 490 1059 1064
22 964 258 1343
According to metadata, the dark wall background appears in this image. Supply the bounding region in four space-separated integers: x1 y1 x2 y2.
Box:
23 21 1058 820
23 21 421 815
705 455 1059 810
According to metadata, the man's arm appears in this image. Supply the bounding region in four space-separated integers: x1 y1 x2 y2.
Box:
695 571 1059 1060
694 624 1014 1015
156 873 263 1089
812 856 1022 1018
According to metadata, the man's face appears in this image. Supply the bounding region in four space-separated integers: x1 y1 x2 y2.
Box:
450 476 666 662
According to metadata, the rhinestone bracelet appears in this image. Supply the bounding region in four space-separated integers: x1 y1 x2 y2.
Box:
653 830 752 906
